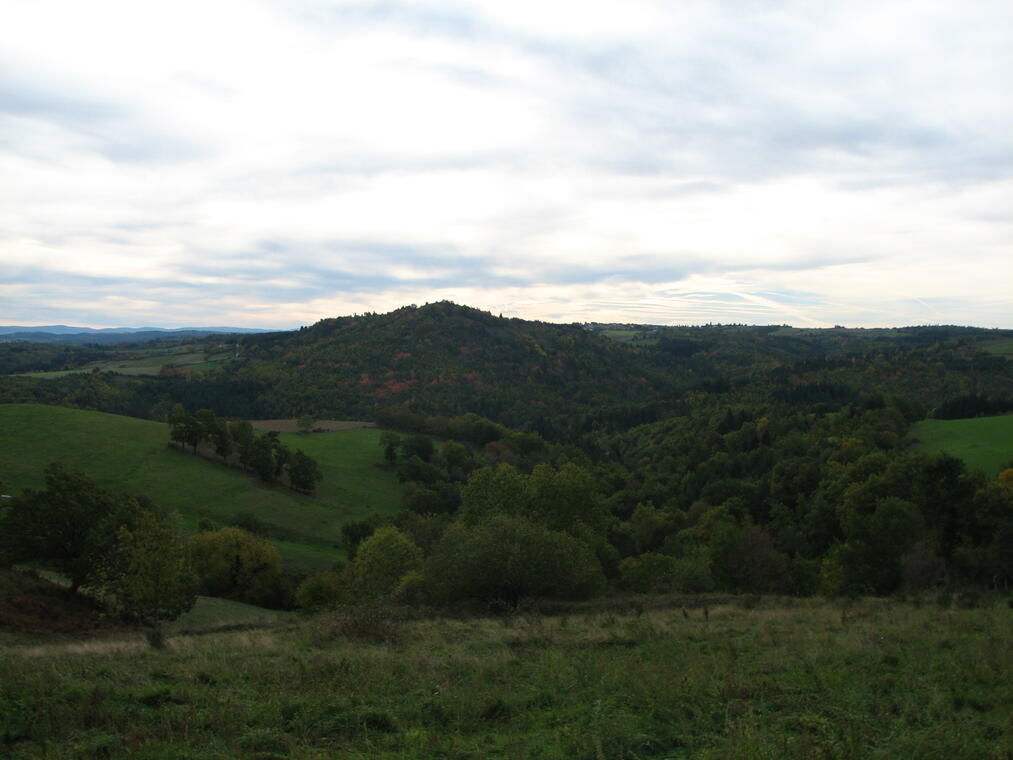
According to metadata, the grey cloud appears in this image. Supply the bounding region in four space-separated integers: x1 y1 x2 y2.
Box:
293 1 488 42
0 74 123 123
279 1 1009 188
182 238 505 294
0 72 205 164
92 129 205 164
187 238 705 293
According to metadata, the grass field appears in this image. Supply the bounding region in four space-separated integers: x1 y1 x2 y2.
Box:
980 337 1013 358
0 404 402 571
1 594 1009 759
600 328 660 347
169 596 291 632
16 345 236 378
911 414 1013 477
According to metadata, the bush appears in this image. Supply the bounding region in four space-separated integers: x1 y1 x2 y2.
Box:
296 571 344 611
393 570 427 604
671 552 715 593
619 553 676 593
352 526 423 600
427 515 604 605
188 527 285 607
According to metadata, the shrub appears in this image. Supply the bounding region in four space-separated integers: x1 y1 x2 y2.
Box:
188 527 285 607
93 510 198 625
619 553 676 593
352 526 423 600
296 571 344 611
427 515 604 605
671 552 716 593
393 569 427 604
144 627 167 649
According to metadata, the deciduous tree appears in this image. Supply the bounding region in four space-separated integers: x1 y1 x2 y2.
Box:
351 525 422 599
188 526 284 606
93 510 198 624
0 463 128 592
288 449 322 493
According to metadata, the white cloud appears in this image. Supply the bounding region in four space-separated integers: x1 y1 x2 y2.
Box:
0 0 1010 328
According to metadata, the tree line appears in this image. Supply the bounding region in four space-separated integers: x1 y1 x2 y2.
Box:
167 405 322 493
293 397 1013 610
2 306 1011 611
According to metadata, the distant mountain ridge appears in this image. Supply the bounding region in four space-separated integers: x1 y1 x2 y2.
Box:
0 325 274 335
0 325 279 345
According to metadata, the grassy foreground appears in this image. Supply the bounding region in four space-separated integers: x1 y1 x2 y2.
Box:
911 414 1013 477
1 596 1010 759
0 404 401 571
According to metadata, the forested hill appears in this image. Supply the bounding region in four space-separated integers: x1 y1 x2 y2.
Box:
199 302 684 426
2 303 1012 600
0 302 1011 437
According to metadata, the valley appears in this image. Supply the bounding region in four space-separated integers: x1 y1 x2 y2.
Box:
1 304 1012 758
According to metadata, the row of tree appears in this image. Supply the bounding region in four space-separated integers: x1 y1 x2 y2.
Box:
167 405 322 493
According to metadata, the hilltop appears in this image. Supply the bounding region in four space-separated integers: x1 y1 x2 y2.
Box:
4 302 1010 437
228 302 682 426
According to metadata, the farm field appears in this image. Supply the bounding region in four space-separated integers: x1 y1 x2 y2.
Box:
0 593 1009 759
15 344 235 378
911 414 1013 477
980 337 1013 358
0 405 402 571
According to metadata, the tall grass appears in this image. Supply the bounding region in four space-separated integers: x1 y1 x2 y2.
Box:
2 596 1009 758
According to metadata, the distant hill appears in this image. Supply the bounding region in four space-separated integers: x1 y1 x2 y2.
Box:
222 301 685 429
1 302 1011 437
0 325 278 344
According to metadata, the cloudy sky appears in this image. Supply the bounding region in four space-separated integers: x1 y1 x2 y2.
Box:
2 0 1011 329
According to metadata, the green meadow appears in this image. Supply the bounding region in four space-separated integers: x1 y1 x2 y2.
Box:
1 595 1009 759
16 344 236 378
911 414 1013 477
169 596 292 632
0 404 402 571
980 337 1013 359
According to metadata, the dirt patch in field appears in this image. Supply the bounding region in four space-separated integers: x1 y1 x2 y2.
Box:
250 419 376 433
0 570 129 638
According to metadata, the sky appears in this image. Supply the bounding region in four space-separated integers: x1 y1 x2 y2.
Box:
1 0 1011 329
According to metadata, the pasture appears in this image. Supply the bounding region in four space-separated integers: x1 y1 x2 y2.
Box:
15 343 236 378
911 414 1013 477
0 404 402 571
980 337 1013 358
0 593 1009 759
